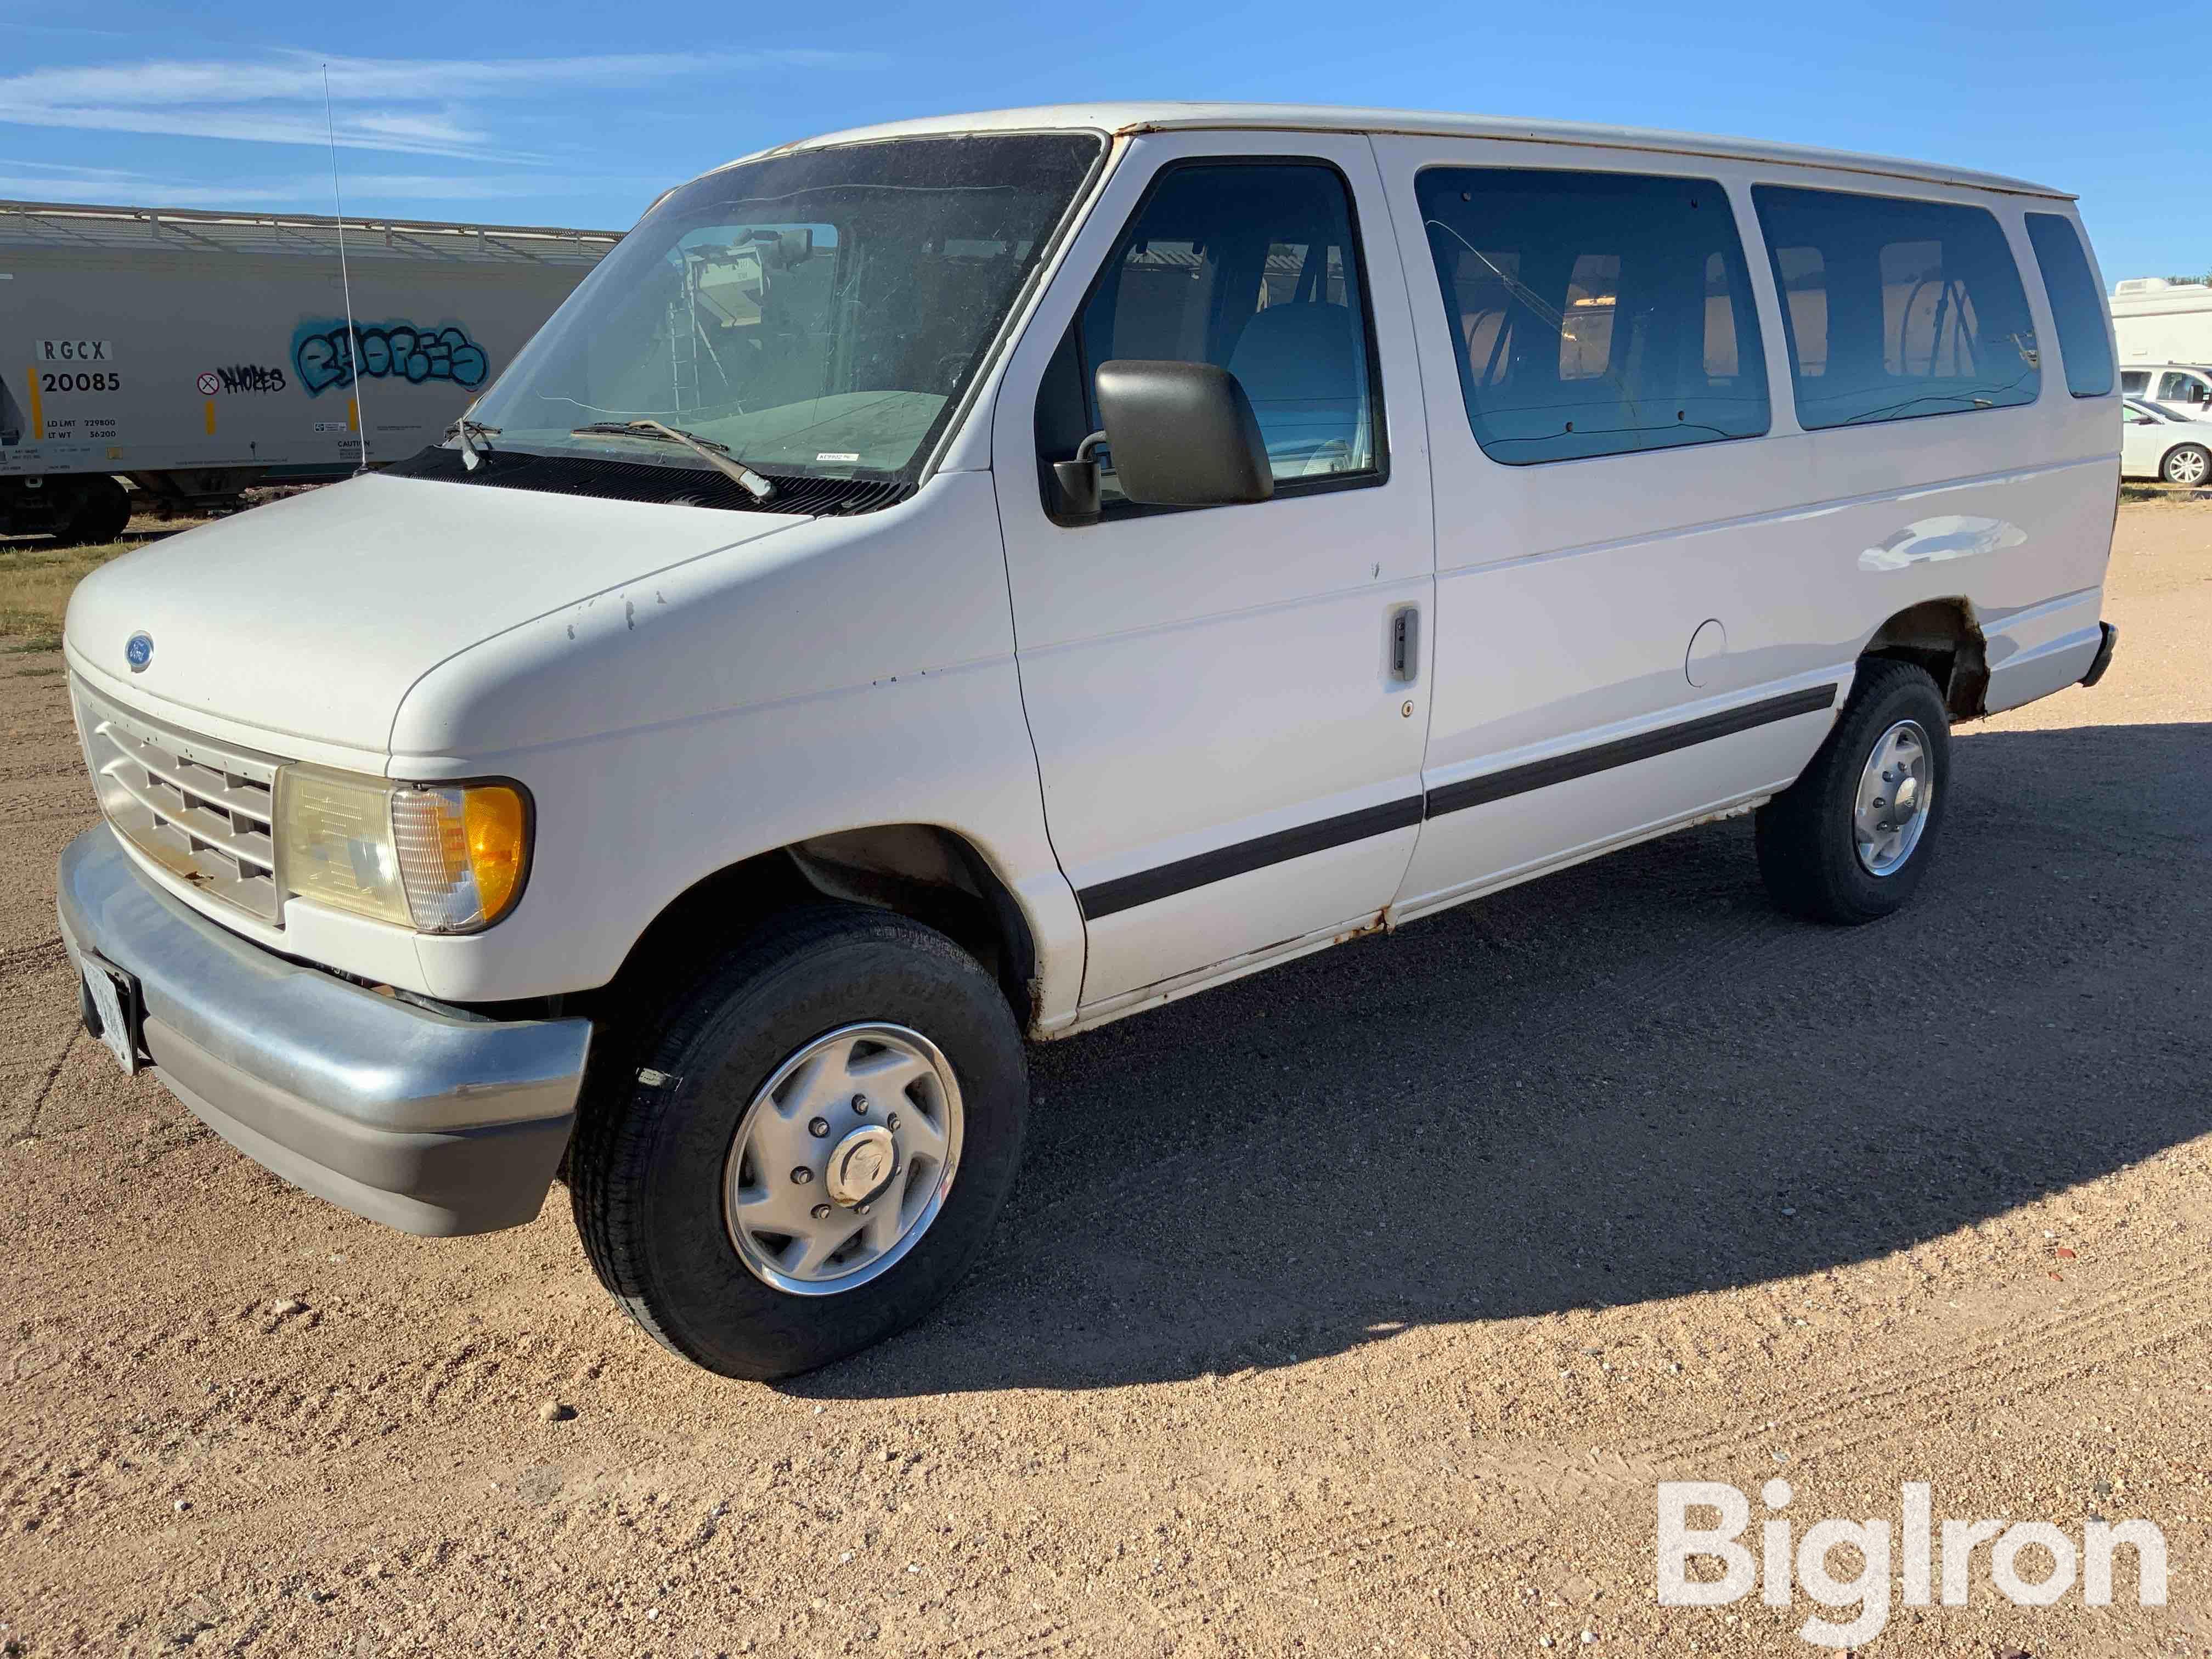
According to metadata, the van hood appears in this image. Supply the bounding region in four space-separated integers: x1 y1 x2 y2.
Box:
65 471 805 755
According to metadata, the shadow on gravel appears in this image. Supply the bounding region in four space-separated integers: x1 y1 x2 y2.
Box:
797 718 2212 1399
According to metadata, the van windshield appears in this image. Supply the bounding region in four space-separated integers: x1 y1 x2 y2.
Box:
467 133 1102 484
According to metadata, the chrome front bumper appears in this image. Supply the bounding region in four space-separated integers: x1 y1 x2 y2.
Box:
55 826 592 1236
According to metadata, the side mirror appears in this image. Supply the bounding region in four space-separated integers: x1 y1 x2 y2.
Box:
1094 360 1274 511
1048 432 1107 523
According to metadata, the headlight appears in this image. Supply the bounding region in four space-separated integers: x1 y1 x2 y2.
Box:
277 766 531 933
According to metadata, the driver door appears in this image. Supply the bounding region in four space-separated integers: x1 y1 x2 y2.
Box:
991 132 1435 1015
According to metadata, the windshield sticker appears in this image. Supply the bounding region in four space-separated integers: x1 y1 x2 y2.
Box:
815 452 861 463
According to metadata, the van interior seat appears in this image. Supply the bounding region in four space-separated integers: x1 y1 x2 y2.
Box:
1227 300 1362 467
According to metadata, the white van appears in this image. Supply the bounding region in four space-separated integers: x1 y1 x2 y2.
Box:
2117 362 2212 417
56 105 2123 1378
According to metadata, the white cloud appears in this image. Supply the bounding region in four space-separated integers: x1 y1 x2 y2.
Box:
0 172 299 206
0 128 670 210
0 164 653 211
0 155 150 179
0 48 874 160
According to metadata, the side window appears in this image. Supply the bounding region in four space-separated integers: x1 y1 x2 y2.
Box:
1413 168 1770 464
2024 212 2115 397
1751 186 2041 429
1051 161 1381 504
2120 369 2150 394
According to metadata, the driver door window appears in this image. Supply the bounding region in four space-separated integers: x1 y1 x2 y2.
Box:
1048 162 1384 505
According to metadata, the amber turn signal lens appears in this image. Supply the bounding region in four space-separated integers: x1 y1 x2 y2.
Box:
461 785 527 924
390 782 532 932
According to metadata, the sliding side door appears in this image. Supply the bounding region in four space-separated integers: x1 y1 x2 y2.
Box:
1370 137 1842 918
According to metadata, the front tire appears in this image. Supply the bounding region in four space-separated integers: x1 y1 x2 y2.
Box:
570 904 1028 1379
1756 659 1950 924
2161 443 2209 487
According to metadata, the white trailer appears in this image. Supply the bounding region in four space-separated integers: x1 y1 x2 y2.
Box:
1 201 617 540
2110 275 2212 368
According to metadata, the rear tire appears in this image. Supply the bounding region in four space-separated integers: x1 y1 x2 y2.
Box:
1756 659 1950 925
570 904 1028 1379
2160 443 2209 487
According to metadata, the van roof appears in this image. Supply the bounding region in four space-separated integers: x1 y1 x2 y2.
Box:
747 103 2070 201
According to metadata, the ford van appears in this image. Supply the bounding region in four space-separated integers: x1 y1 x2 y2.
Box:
56 104 2123 1378
2118 362 2212 417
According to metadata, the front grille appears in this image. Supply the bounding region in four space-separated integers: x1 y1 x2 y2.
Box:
74 679 284 923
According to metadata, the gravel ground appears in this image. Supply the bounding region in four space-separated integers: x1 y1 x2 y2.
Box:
1 505 2207 1656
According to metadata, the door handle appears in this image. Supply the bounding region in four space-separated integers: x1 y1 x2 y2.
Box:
1388 603 1420 684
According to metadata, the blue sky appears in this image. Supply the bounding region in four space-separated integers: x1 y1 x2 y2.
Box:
0 0 2190 284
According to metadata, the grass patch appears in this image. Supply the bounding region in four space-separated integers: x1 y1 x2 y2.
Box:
2120 482 2210 504
0 538 140 640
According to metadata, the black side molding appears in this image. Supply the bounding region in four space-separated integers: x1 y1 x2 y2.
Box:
2079 622 2119 689
1074 682 1841 921
1423 683 1839 819
1079 794 1424 920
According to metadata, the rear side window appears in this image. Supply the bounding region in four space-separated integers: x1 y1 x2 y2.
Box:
2121 369 2150 394
1414 168 1770 463
2024 213 2115 397
1752 186 2041 429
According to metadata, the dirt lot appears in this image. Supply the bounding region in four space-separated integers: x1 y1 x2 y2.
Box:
2 505 2208 1656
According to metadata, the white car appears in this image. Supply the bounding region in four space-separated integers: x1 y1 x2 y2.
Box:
2120 397 2212 483
56 104 2123 1378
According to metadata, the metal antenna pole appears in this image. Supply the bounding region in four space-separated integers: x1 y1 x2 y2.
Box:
324 64 369 474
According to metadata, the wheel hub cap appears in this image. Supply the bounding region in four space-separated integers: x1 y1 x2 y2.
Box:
721 1023 964 1296
1853 718 1934 877
826 1125 897 1207
1891 774 1920 823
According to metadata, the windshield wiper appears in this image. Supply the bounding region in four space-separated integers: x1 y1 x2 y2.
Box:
447 417 500 472
568 419 775 501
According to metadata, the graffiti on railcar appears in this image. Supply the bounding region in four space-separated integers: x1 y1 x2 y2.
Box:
292 319 490 396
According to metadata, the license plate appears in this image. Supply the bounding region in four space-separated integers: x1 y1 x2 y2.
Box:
65 940 142 1076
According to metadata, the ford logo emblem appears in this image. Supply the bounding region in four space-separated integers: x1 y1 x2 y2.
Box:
125 632 153 673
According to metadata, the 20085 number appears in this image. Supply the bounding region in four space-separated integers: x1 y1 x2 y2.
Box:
41 371 121 393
